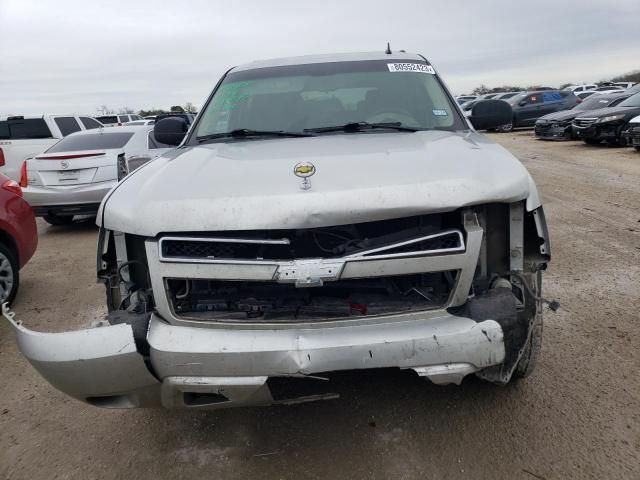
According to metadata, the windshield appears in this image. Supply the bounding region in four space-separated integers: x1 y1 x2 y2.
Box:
507 93 527 105
194 60 464 140
618 92 640 108
46 132 135 152
574 95 617 111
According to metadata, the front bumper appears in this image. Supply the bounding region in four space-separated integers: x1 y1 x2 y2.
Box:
572 123 619 142
4 307 505 409
24 181 116 216
535 123 571 140
621 126 640 147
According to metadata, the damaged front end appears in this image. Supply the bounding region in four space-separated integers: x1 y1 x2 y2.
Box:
4 201 551 409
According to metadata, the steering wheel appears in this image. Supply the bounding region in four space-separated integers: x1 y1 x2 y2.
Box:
365 108 417 125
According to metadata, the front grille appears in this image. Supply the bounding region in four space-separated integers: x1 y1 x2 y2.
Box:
153 210 482 323
159 212 463 262
167 272 457 321
573 118 597 128
161 230 463 262
536 121 570 135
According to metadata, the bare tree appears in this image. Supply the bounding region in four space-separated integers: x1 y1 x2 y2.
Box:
119 107 135 114
472 84 490 95
97 105 115 115
184 102 197 113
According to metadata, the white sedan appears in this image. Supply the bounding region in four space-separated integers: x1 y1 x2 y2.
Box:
21 126 173 225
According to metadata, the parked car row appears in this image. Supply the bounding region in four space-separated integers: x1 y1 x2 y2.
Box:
535 83 640 148
563 81 635 93
0 110 192 306
534 92 633 140
0 115 103 181
457 81 637 131
95 113 144 126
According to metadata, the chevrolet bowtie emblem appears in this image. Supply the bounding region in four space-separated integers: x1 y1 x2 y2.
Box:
293 162 316 190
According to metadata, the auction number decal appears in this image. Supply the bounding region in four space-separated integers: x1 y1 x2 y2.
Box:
387 63 435 74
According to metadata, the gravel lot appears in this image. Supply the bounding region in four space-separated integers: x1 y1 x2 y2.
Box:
1 132 638 480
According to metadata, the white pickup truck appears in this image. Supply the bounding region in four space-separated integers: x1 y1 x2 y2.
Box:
0 115 103 181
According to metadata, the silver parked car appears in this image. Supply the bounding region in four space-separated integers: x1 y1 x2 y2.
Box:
22 126 173 224
6 51 551 409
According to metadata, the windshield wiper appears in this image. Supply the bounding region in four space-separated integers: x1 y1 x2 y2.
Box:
197 128 314 143
304 122 421 133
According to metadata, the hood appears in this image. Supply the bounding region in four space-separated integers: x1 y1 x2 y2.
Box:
537 109 579 122
575 105 640 120
99 131 536 236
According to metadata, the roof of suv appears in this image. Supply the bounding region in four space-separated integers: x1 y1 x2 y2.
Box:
1 114 82 120
233 51 427 72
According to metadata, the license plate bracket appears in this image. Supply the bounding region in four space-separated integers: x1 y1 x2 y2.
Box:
58 170 79 181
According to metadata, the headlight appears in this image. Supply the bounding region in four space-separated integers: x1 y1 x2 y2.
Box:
596 114 625 124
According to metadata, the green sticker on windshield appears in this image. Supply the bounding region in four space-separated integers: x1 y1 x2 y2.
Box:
211 81 254 111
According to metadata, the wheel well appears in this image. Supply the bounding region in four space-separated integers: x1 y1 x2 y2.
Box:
0 229 19 265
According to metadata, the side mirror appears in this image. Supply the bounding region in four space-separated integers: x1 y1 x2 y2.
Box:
468 100 513 131
518 100 528 107
153 117 189 146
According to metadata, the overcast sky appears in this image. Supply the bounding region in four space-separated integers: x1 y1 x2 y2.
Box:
1 0 638 115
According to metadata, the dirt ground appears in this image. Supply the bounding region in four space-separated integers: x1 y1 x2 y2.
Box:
1 132 639 480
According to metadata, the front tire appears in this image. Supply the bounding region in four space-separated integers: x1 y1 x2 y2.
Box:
583 138 601 145
497 122 514 133
513 271 543 379
44 214 75 225
0 242 19 305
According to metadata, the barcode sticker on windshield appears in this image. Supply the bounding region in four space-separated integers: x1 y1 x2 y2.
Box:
387 63 435 74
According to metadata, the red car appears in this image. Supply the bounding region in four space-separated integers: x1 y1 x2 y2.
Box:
0 170 38 304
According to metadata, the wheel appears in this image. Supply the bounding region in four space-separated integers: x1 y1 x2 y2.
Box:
497 122 513 133
0 242 19 305
513 271 543 379
44 214 75 225
583 138 601 145
635 146 640 152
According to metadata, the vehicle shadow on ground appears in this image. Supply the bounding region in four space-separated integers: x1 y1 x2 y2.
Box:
37 216 98 235
138 368 534 468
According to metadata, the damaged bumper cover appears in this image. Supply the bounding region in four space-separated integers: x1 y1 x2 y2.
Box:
3 306 505 409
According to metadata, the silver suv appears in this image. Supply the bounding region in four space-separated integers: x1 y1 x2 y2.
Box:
7 51 551 409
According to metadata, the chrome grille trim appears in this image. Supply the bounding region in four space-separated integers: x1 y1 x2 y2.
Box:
159 229 464 264
573 117 597 128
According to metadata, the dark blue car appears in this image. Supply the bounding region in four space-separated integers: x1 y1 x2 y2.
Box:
497 90 580 132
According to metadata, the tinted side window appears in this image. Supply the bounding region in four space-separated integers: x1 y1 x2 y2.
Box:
609 96 629 107
80 117 102 129
54 117 82 136
118 115 130 123
96 116 118 124
0 118 53 139
542 92 563 103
